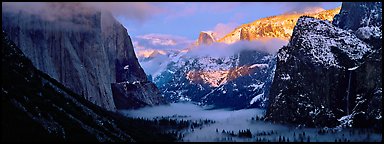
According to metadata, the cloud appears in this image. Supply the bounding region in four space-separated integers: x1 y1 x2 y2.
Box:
2 2 104 31
121 102 377 142
280 2 327 14
133 34 194 78
86 2 164 24
132 33 195 78
138 50 171 78
212 22 239 39
2 2 163 24
133 33 194 51
2 3 94 21
186 38 288 58
135 36 287 79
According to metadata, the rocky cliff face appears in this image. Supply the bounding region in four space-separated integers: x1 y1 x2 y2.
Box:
1 31 175 142
100 12 166 109
218 7 341 44
197 31 217 45
1 31 134 142
334 2 382 130
266 2 381 130
2 3 165 110
333 2 382 31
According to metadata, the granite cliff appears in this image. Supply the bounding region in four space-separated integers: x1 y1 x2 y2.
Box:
266 2 381 130
2 3 165 110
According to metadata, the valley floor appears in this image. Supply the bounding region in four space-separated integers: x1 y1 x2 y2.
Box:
120 102 382 142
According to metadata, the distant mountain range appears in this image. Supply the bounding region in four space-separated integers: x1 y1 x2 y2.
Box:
140 6 342 110
217 7 341 44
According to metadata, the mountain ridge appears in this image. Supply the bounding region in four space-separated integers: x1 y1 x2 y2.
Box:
218 7 341 44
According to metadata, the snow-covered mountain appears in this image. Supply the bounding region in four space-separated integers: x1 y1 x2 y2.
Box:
266 2 381 130
134 6 342 110
151 43 280 109
218 7 341 44
133 33 194 81
140 7 343 110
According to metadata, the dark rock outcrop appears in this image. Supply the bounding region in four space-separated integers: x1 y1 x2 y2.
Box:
266 2 381 130
2 3 165 110
111 81 165 109
197 31 216 45
333 2 382 31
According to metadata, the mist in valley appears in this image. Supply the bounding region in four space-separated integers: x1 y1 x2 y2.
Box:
121 102 382 142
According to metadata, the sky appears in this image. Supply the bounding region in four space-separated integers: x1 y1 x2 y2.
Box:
2 2 342 51
114 2 342 40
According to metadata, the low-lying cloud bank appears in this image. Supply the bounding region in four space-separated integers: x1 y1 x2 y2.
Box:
133 33 194 52
2 2 162 24
186 38 288 58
